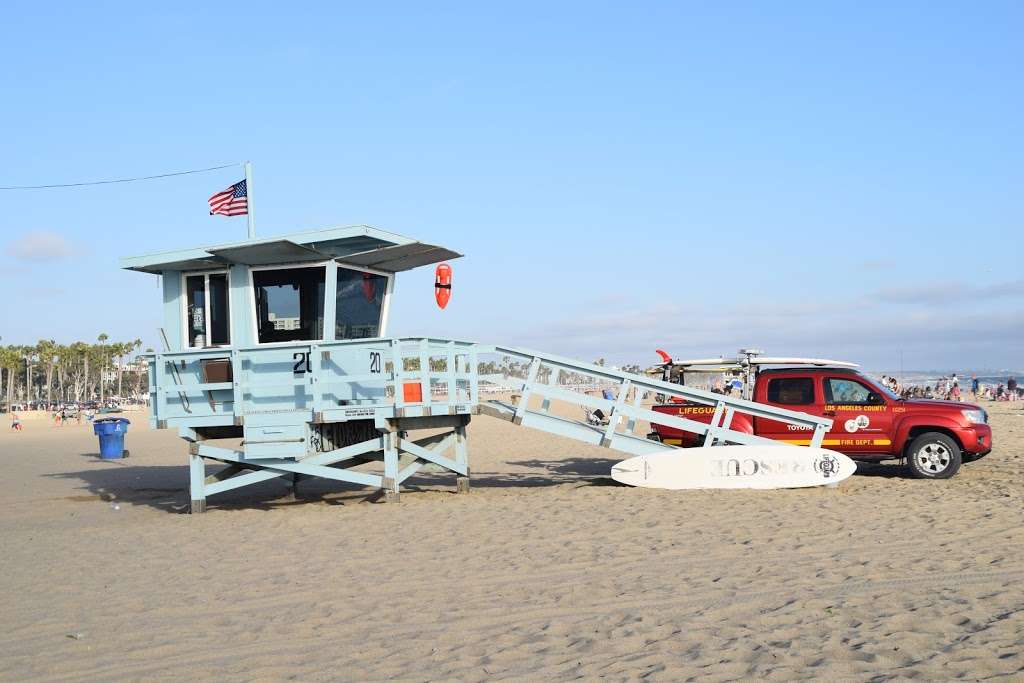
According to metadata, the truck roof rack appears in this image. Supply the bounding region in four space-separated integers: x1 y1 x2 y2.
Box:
656 349 858 370
671 357 859 369
756 365 862 374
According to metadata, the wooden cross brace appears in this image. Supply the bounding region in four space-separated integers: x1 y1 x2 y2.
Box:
186 417 471 512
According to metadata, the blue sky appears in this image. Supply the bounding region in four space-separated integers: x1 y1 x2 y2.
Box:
1 1 1021 370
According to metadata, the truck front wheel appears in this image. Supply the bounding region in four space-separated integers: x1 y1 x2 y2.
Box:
905 432 962 479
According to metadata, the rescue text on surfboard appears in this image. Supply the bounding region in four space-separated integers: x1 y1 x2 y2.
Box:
711 454 841 478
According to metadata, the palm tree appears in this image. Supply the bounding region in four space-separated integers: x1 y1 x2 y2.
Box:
129 339 143 398
97 333 109 402
67 342 90 402
0 346 21 409
55 343 71 401
22 344 38 406
36 339 58 403
0 338 154 407
115 341 135 399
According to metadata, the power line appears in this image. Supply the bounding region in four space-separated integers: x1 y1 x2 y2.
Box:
0 162 242 190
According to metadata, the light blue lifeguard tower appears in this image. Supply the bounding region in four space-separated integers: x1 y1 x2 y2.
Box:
121 225 832 512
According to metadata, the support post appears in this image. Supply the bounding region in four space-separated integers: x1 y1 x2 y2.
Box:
513 358 541 425
383 428 400 503
811 422 827 448
601 379 630 447
392 339 405 415
469 346 479 405
625 386 643 435
446 340 457 412
285 473 301 500
419 338 430 411
189 450 207 514
703 401 725 448
455 416 470 493
322 264 338 342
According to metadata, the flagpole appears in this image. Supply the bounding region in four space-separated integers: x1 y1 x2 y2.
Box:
244 161 256 238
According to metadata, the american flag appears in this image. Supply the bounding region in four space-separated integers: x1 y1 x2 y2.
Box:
208 179 248 216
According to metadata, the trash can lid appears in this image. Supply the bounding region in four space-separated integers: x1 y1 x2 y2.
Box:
94 417 131 425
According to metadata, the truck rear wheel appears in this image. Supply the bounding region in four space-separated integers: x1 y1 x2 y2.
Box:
905 432 961 479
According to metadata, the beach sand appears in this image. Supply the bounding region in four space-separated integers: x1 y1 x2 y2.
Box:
1 403 1022 681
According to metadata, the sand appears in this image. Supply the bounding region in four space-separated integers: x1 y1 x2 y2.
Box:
1 403 1022 681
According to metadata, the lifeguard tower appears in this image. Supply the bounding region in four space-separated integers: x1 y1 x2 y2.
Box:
122 225 834 512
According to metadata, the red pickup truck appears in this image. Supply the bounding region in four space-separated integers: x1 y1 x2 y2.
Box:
649 363 992 479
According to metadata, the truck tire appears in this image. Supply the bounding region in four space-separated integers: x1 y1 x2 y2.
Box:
905 432 962 479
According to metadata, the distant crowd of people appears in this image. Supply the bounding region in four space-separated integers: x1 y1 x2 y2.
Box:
989 376 1019 402
895 373 1020 402
669 369 1021 406
7 399 129 432
9 408 96 431
879 375 902 394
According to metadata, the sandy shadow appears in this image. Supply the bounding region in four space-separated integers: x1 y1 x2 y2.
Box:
47 453 625 514
46 464 385 513
48 465 193 513
853 460 909 478
507 456 621 478
50 452 921 514
403 456 623 491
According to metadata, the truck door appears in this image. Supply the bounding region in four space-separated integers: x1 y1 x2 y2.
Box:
755 375 820 443
821 375 894 454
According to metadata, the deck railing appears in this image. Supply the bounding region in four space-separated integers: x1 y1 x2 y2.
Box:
148 337 480 427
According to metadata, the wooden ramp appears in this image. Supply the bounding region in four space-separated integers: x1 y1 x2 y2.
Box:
471 344 833 461
479 400 678 456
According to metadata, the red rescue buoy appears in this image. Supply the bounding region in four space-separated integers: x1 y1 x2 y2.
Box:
434 263 452 309
362 272 375 303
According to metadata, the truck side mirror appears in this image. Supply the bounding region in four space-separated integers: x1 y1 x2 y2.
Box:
867 391 883 405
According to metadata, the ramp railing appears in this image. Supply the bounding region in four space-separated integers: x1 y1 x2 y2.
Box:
473 344 832 453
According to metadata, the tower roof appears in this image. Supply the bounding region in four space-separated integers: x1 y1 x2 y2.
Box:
120 224 461 274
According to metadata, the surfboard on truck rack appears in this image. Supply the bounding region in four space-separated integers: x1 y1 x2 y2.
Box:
121 226 839 512
651 348 858 401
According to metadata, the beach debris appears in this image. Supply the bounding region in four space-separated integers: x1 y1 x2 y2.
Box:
66 632 84 640
110 503 120 511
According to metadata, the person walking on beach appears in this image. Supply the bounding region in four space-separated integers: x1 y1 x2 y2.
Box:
11 412 23 431
971 374 980 400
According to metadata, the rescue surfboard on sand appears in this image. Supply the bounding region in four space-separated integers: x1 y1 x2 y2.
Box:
610 445 856 490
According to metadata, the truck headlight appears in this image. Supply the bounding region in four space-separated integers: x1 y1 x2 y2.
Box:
961 409 987 424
